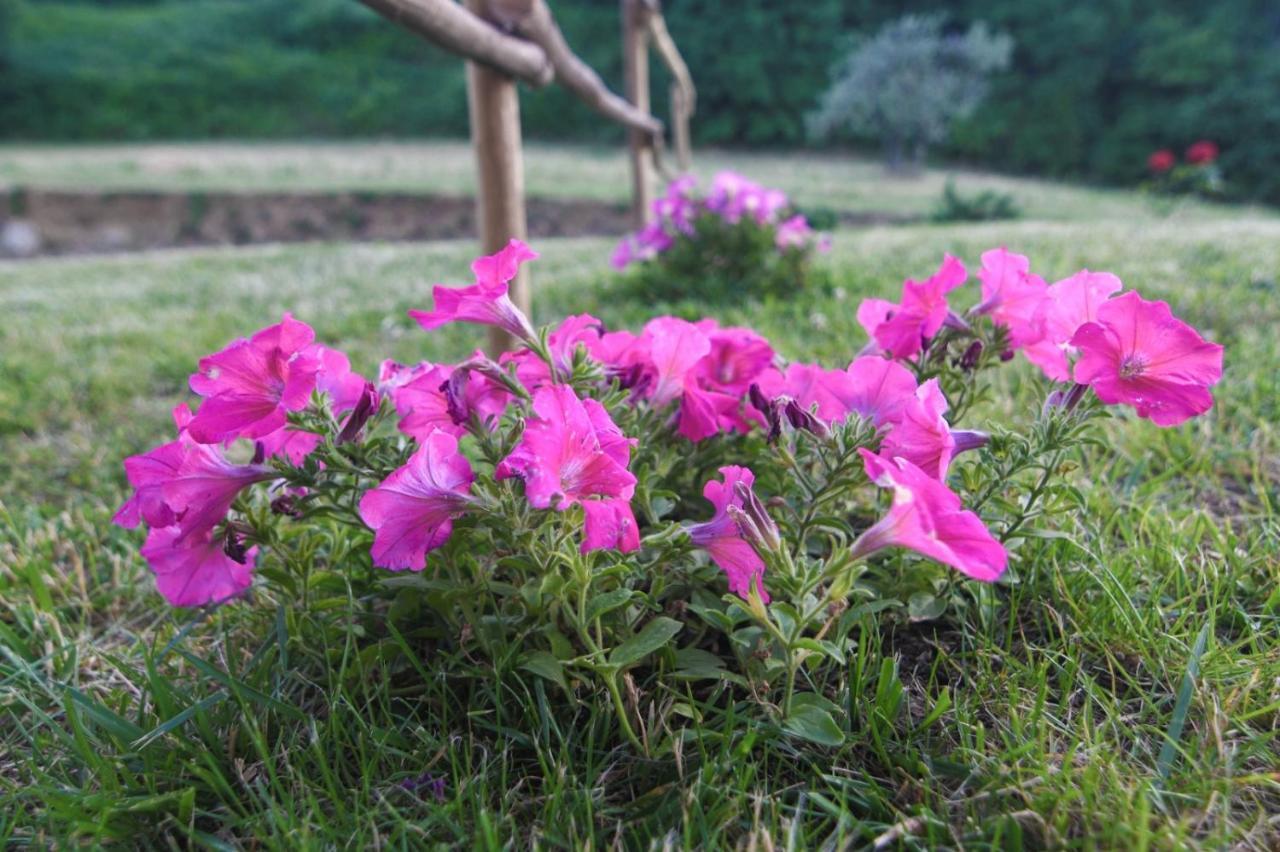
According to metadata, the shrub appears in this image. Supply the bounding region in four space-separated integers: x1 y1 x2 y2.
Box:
929 178 1020 222
114 242 1223 749
808 15 1012 170
611 172 829 303
1144 140 1225 200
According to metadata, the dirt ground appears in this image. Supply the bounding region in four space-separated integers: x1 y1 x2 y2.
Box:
0 189 637 257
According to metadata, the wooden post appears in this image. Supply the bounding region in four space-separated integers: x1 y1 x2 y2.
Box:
622 0 653 229
465 1 530 355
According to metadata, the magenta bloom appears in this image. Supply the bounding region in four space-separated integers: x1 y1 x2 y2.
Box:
358 431 475 571
1185 140 1218 165
312 345 369 413
113 405 194 529
497 385 638 552
408 240 538 344
141 525 257 607
879 379 958 479
754 357 917 431
641 316 711 406
693 320 775 396
392 356 510 443
1070 291 1223 426
842 356 920 428
1022 270 1123 381
687 466 770 602
857 255 967 359
852 450 1007 582
187 313 322 444
256 427 323 465
973 248 1049 350
162 445 276 540
581 497 641 554
774 214 815 250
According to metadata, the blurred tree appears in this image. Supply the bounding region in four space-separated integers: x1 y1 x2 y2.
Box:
807 15 1011 171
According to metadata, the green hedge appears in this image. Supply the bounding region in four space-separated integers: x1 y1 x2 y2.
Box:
3 0 1279 203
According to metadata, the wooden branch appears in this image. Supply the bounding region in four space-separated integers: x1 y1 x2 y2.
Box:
358 0 553 86
646 9 695 170
621 0 655 227
516 0 663 139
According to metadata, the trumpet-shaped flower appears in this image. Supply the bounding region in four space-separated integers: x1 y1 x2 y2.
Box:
393 358 511 442
879 379 958 479
409 239 538 344
162 445 276 540
1022 270 1123 381
857 255 967 359
113 404 194 529
141 525 257 607
187 313 322 443
687 466 770 602
358 431 475 571
851 450 1007 582
693 320 775 396
973 248 1049 349
581 497 641 554
497 385 638 551
1070 291 1223 426
754 357 917 430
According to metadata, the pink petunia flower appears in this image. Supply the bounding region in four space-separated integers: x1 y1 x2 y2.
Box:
496 385 639 553
687 466 770 602
1022 270 1123 381
692 320 776 396
114 404 195 529
641 316 711 407
972 248 1049 350
857 255 968 359
581 498 641 554
161 445 276 541
408 239 538 345
187 313 322 444
311 345 370 414
392 356 512 443
141 525 257 608
1070 291 1224 426
358 431 476 571
753 356 917 431
879 379 958 479
851 450 1007 582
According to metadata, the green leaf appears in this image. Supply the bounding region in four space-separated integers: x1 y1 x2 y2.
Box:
672 647 727 680
519 651 569 691
908 591 946 622
609 616 683 668
585 589 634 623
784 694 846 746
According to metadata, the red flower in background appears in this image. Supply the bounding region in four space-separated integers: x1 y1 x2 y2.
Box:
1185 140 1218 165
1147 149 1176 173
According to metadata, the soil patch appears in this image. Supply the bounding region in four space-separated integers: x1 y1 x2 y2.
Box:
0 188 913 258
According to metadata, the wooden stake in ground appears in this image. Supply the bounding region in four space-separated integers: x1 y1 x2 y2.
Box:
465 1 530 356
622 0 654 229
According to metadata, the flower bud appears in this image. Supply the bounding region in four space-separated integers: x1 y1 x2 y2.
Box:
943 310 972 333
1042 382 1090 417
732 480 782 554
270 494 302 518
337 381 380 445
958 340 984 371
223 528 249 565
783 398 831 439
951 429 989 456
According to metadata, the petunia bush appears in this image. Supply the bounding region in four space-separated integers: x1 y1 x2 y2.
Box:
611 171 829 303
116 240 1223 749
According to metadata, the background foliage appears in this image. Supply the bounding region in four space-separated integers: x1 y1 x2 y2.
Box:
3 0 1280 202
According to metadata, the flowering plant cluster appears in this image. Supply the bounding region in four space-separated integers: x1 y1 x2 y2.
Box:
1146 140 1224 199
117 240 1222 747
611 171 828 302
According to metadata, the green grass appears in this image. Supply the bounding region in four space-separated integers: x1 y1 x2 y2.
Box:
3 140 1276 222
3 218 1279 847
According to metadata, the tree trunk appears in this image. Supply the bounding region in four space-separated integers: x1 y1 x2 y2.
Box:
622 0 653 229
465 2 530 355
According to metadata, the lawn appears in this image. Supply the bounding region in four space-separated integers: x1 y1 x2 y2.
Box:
3 140 1276 223
2 164 1280 845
